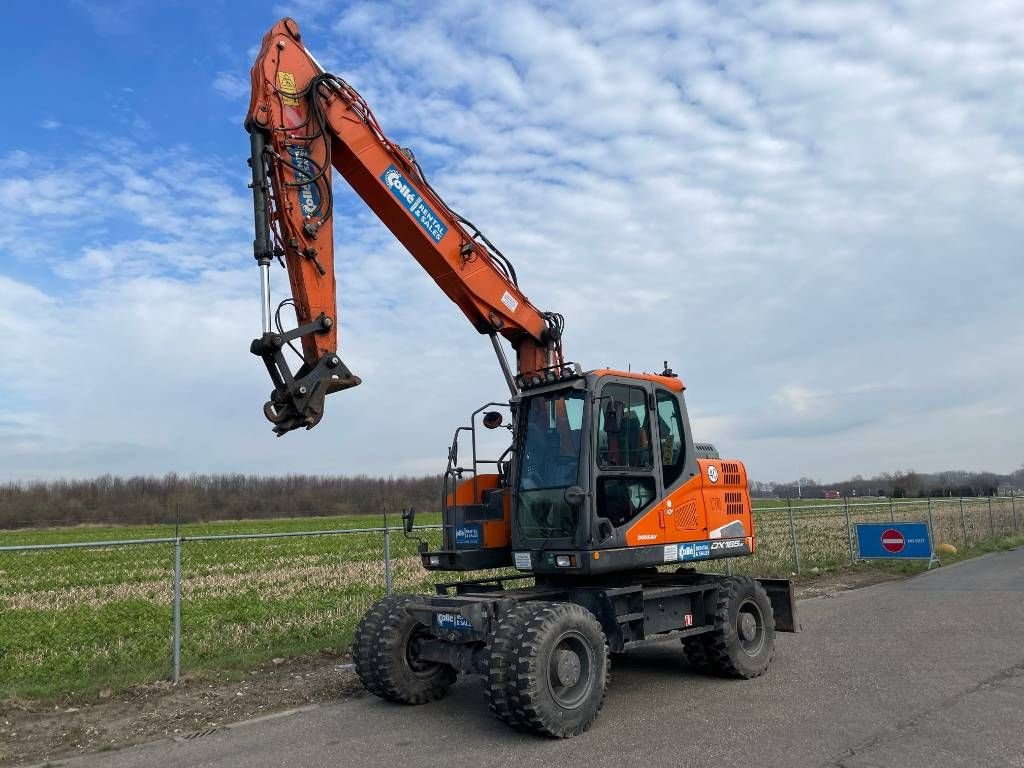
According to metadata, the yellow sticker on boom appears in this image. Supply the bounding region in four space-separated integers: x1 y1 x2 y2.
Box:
276 71 299 106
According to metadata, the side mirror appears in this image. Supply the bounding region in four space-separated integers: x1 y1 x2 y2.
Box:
604 400 624 434
402 506 416 534
564 485 587 506
482 411 503 429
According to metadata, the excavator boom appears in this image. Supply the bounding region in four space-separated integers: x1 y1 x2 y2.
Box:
245 18 563 434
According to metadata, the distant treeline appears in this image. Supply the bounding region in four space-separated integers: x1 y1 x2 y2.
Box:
752 467 1024 500
0 473 443 530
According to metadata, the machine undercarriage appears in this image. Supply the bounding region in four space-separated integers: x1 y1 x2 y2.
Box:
354 570 797 737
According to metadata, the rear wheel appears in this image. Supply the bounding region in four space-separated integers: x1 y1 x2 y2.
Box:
680 635 712 672
352 594 457 704
703 577 775 678
507 602 609 738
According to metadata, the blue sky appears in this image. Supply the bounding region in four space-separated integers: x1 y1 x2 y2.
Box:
1 0 1022 482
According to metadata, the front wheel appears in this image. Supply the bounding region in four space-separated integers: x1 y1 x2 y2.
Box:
506 602 609 738
482 602 540 729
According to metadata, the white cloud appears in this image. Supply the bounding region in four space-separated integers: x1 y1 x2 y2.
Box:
1 1 1023 482
212 71 249 100
39 119 61 130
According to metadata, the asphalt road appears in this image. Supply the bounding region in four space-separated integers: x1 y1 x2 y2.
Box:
50 549 1024 768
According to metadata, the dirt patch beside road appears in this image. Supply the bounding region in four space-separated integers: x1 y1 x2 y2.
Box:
0 653 363 767
792 567 905 599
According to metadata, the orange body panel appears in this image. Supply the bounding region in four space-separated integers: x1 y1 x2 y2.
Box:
625 459 754 551
446 474 511 549
246 19 555 374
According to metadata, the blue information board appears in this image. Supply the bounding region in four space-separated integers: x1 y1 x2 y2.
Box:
856 522 933 560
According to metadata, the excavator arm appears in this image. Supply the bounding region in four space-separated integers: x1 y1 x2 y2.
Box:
245 18 565 434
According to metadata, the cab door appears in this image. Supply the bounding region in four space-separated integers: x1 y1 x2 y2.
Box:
620 385 708 547
592 378 661 544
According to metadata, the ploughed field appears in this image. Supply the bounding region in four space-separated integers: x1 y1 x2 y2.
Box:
0 497 1010 699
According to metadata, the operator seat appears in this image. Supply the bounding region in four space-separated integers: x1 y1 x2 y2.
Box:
620 410 651 467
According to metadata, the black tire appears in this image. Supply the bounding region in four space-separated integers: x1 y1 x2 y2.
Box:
507 602 609 738
352 593 457 704
352 593 408 697
703 577 775 678
680 636 712 673
481 603 536 729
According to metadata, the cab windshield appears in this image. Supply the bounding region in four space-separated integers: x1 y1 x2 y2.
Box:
517 389 585 539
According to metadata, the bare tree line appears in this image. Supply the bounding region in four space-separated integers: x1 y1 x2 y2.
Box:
752 467 1024 500
0 473 443 530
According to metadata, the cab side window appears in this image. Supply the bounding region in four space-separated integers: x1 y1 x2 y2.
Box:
598 384 651 469
656 389 685 487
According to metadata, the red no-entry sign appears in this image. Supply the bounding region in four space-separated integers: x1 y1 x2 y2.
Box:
881 528 905 553
856 522 935 566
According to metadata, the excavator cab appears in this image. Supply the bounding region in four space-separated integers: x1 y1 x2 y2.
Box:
422 364 756 575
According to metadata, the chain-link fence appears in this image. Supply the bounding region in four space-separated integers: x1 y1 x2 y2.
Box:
1 496 1018 700
712 495 1020 577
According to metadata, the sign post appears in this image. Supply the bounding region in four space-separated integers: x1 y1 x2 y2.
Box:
855 522 938 569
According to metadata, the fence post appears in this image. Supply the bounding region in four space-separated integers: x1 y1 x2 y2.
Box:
988 495 995 538
1012 490 1018 532
844 496 855 565
383 526 393 595
926 496 935 551
787 498 800 575
172 538 181 685
959 497 968 548
889 497 895 522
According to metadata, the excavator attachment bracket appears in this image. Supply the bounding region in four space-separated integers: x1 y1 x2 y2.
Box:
250 313 360 435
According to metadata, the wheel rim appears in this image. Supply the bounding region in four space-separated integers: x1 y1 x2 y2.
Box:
736 597 766 656
546 630 594 709
405 625 440 678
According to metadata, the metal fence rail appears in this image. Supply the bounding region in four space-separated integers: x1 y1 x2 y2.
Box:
0 497 1018 699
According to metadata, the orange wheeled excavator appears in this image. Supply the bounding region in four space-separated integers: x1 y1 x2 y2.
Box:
245 18 798 737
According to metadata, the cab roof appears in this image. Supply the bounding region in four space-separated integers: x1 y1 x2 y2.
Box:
588 368 685 392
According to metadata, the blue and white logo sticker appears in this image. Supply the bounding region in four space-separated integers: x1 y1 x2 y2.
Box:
679 542 712 561
454 524 481 548
286 145 321 216
436 612 473 631
381 165 448 242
